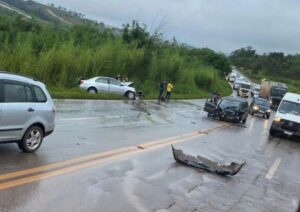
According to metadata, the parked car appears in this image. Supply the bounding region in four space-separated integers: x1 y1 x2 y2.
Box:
79 76 136 100
270 92 300 137
204 97 249 123
0 71 55 152
249 97 271 118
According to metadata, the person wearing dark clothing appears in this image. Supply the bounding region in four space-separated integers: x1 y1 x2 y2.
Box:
211 90 221 105
158 81 166 101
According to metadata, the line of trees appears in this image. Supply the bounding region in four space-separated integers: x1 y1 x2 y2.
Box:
230 46 300 79
0 15 231 95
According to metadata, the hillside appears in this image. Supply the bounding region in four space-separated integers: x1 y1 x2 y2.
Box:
0 0 120 33
0 1 232 99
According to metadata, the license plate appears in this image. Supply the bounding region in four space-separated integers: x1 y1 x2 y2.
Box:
284 131 293 136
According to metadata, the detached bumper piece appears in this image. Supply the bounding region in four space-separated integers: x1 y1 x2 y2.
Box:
172 146 245 176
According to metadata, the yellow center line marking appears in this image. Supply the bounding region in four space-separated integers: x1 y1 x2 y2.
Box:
0 123 229 190
265 158 282 180
0 147 137 181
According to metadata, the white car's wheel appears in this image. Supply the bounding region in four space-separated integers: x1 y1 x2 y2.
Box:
88 87 97 94
127 91 136 100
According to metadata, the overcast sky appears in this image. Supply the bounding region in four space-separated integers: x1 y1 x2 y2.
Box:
35 0 300 54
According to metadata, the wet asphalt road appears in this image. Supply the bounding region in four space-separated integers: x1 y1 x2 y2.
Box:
0 98 300 212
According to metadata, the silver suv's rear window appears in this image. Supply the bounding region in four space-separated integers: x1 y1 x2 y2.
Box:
33 86 47 102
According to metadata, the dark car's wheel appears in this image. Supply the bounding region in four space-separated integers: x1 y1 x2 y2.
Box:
87 87 97 94
18 126 44 153
126 91 136 100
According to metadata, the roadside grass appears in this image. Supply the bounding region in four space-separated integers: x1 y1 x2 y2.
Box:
49 80 232 100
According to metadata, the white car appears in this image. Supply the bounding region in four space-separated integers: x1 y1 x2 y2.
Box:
79 76 136 99
251 86 260 97
228 72 237 82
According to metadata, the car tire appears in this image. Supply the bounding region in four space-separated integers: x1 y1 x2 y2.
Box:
126 91 136 100
18 126 44 153
87 87 97 94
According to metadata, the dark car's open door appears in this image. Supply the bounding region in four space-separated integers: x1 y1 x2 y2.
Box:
204 99 217 114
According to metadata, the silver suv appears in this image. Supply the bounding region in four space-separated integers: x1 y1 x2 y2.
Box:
0 71 55 152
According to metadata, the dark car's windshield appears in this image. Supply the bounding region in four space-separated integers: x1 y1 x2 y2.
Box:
255 99 270 107
278 100 300 116
219 99 240 109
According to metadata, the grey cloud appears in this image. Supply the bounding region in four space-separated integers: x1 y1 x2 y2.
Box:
36 0 300 54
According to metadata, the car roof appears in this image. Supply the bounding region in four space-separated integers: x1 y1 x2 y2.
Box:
282 92 300 103
0 71 41 85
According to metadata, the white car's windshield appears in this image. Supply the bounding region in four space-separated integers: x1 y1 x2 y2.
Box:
278 100 300 116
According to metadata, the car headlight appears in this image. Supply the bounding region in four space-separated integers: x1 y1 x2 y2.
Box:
266 109 271 113
252 105 259 110
274 117 281 122
269 100 272 104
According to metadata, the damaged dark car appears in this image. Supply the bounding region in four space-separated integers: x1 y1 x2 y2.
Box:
204 96 249 123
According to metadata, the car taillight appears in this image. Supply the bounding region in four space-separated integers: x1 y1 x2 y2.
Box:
80 80 85 85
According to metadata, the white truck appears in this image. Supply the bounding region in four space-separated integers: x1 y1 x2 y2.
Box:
238 81 251 97
270 92 300 137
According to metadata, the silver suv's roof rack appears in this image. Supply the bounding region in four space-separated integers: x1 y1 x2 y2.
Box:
0 70 38 81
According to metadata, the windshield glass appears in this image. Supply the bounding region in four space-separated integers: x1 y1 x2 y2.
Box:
241 84 251 89
254 88 260 92
271 87 287 97
219 99 240 109
255 99 269 107
278 100 300 116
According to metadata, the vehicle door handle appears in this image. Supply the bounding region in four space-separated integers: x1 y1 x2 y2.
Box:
27 108 35 112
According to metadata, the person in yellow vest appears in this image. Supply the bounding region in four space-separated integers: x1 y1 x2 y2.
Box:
166 82 174 101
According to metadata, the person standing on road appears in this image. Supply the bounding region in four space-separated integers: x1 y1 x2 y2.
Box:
166 82 174 102
158 81 166 101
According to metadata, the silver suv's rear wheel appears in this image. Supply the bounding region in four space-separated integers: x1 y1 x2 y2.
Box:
18 126 43 153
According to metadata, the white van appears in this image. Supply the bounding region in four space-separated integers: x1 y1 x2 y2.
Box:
270 92 300 137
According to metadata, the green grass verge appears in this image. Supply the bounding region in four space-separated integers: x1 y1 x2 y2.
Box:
49 80 232 100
